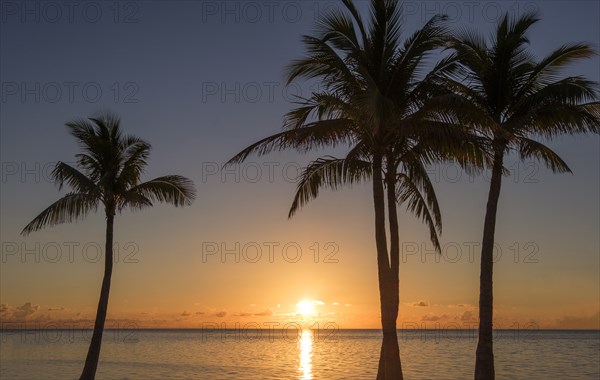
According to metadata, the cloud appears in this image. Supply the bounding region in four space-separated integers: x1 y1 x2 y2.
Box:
0 302 48 323
254 309 273 317
448 303 475 309
1 302 41 320
181 311 191 317
332 302 340 306
16 302 40 318
48 307 65 312
422 313 449 322
195 312 205 315
551 312 600 329
344 304 352 307
412 300 430 307
214 311 227 318
460 311 475 321
235 312 252 317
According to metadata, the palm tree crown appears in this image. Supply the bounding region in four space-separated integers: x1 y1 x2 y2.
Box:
229 0 484 248
22 113 195 235
446 11 599 167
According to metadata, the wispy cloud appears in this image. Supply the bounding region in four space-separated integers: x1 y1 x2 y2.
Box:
550 312 600 329
234 312 252 317
254 309 273 316
422 313 449 322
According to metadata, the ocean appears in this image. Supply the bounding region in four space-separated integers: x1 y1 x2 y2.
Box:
1 329 598 379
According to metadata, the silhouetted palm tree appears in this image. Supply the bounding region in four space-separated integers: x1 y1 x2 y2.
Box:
227 1 483 378
21 113 196 380
445 12 600 380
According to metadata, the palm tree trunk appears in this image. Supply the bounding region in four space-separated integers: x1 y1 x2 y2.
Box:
475 146 504 380
373 154 403 380
79 211 114 380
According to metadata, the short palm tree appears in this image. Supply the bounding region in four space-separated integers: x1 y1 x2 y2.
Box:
21 113 196 380
227 1 484 378
445 12 600 379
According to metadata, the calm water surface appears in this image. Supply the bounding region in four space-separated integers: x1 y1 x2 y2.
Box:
1 329 598 379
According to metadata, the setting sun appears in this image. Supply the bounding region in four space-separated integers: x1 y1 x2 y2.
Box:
296 300 319 317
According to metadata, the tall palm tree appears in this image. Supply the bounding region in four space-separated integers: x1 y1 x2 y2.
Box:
227 1 484 378
444 12 600 380
21 113 196 380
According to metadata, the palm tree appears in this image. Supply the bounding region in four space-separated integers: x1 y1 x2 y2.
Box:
21 113 196 380
227 1 484 378
444 12 600 379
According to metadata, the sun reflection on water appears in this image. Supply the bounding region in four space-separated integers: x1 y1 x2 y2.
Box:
298 329 313 379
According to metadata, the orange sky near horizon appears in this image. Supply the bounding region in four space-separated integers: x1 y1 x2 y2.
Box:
2 171 599 331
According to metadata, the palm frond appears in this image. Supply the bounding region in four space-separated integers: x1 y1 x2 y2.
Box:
51 161 99 194
517 137 572 174
513 101 600 139
289 146 371 217
226 120 353 166
117 191 153 212
285 35 356 88
117 139 151 189
399 155 442 233
126 175 196 207
514 43 597 102
21 193 99 236
396 173 441 252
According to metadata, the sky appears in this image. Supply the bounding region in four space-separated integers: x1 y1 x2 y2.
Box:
1 0 599 330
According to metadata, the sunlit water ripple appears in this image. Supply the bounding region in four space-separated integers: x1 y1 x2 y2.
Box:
1 329 598 379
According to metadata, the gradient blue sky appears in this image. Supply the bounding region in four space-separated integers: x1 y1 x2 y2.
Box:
1 1 598 328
